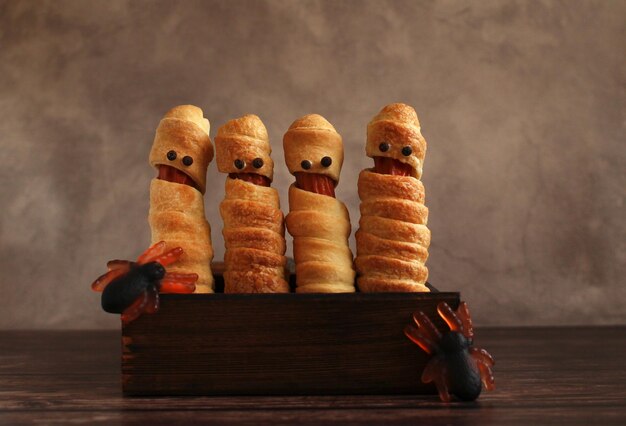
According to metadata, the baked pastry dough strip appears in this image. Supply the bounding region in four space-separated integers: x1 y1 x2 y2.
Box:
355 104 431 293
149 179 214 292
287 184 355 293
215 110 289 294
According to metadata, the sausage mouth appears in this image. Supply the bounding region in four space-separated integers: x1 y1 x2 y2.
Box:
373 156 415 177
294 172 336 198
228 173 271 187
157 165 200 191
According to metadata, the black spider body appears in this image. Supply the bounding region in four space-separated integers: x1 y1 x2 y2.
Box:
404 302 495 402
436 332 482 401
91 241 197 325
101 262 165 313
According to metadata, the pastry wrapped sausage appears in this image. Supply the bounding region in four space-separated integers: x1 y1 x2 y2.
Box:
283 114 356 293
355 103 430 292
148 105 215 293
216 114 288 293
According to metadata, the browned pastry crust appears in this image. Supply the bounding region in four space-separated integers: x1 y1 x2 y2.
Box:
222 227 286 254
220 199 284 236
359 215 431 248
360 198 428 225
220 179 288 293
283 114 344 183
215 114 274 181
147 105 215 294
357 277 428 293
366 103 426 179
356 103 431 293
285 210 351 241
355 230 428 263
282 113 355 293
286 184 355 293
216 115 287 294
149 179 214 292
149 105 214 194
357 169 425 203
224 247 287 270
355 255 428 283
223 271 289 293
292 237 353 263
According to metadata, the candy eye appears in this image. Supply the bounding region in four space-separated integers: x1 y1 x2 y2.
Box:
182 156 193 166
301 160 312 170
401 146 413 156
234 159 245 170
252 158 264 169
379 142 390 152
321 156 332 167
167 150 177 161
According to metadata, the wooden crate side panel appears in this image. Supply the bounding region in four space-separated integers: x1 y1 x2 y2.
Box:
122 293 459 395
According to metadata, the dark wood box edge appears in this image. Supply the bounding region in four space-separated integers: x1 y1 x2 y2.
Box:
122 291 460 396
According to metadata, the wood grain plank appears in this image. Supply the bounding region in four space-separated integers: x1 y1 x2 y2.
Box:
121 293 460 395
0 327 624 425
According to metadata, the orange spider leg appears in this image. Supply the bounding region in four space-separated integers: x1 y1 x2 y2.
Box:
475 358 495 391
437 302 463 334
160 272 197 294
107 259 133 271
143 286 160 314
404 325 437 355
422 358 451 402
163 272 198 284
136 241 168 265
121 291 149 325
470 347 495 390
456 301 474 340
413 311 442 343
151 247 184 268
469 347 495 366
91 267 129 292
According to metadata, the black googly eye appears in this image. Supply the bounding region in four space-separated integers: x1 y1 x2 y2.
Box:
234 159 245 170
379 142 390 152
252 158 264 169
401 146 413 156
182 156 193 166
167 150 177 161
321 156 332 167
301 160 312 170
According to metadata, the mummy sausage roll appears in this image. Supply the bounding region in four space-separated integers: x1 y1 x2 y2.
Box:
284 114 356 293
215 114 288 293
355 103 430 292
148 105 215 293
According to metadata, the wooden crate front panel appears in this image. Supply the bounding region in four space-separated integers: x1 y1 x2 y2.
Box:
122 292 460 395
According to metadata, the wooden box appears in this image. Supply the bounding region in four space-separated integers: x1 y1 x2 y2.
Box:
121 278 459 396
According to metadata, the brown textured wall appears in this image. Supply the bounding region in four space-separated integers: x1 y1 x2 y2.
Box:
0 0 624 329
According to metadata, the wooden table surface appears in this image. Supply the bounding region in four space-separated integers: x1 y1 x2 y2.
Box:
1 327 624 425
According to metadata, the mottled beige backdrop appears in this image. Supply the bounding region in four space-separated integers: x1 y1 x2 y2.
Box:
1 0 624 329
